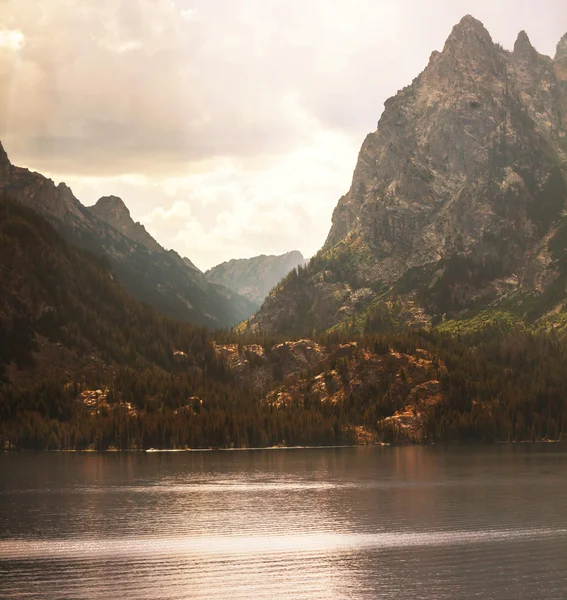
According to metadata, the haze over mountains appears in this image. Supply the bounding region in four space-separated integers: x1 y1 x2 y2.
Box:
248 16 567 335
0 142 309 326
89 195 166 255
0 143 259 328
206 251 308 307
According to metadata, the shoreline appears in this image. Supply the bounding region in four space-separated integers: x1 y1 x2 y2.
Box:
2 439 566 453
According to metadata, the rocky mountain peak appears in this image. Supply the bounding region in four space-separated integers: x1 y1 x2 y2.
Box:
55 183 86 216
206 250 308 307
248 16 567 336
93 195 131 219
556 32 567 60
443 15 493 53
89 195 163 253
514 30 537 58
182 256 202 273
434 15 503 81
0 144 86 224
0 146 253 328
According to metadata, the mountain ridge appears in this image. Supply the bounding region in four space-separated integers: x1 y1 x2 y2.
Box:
0 142 254 328
2 191 567 449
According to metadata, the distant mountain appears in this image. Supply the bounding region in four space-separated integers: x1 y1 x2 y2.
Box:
206 251 308 307
182 256 201 273
0 143 255 329
2 16 567 451
89 195 164 253
0 194 273 448
248 16 567 335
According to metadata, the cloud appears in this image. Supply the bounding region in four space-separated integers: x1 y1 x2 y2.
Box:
0 29 25 51
5 0 561 177
63 129 358 269
0 0 332 176
1 0 565 268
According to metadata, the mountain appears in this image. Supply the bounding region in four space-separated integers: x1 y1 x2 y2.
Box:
0 192 207 384
0 144 255 329
2 14 567 450
89 195 163 253
247 16 567 335
206 251 308 307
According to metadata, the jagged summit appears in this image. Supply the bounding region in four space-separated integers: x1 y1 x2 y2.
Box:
89 195 162 253
92 195 131 217
557 32 567 60
443 15 493 52
182 256 201 273
0 143 254 328
454 14 487 31
514 30 537 57
219 250 304 267
435 15 503 79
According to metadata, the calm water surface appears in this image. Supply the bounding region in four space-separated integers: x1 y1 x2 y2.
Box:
1 445 566 599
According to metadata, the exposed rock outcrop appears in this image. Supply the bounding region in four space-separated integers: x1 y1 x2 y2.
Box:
213 339 327 392
0 141 10 167
216 339 446 443
556 33 567 61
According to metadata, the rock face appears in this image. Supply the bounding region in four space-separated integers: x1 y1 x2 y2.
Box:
182 256 201 273
215 339 446 444
206 251 307 307
214 339 327 393
0 143 255 328
249 16 567 335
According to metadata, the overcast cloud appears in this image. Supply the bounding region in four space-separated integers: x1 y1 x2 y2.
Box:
1 0 565 269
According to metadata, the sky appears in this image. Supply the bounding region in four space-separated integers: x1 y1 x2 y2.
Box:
1 0 566 270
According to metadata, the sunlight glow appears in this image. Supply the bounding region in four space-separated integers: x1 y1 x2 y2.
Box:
0 29 25 51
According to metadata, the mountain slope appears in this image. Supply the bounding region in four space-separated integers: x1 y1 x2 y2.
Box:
0 193 216 380
248 16 567 335
0 144 255 328
206 251 307 307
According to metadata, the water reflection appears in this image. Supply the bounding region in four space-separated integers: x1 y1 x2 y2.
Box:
1 446 567 599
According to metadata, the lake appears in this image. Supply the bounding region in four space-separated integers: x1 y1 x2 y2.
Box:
1 446 566 599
